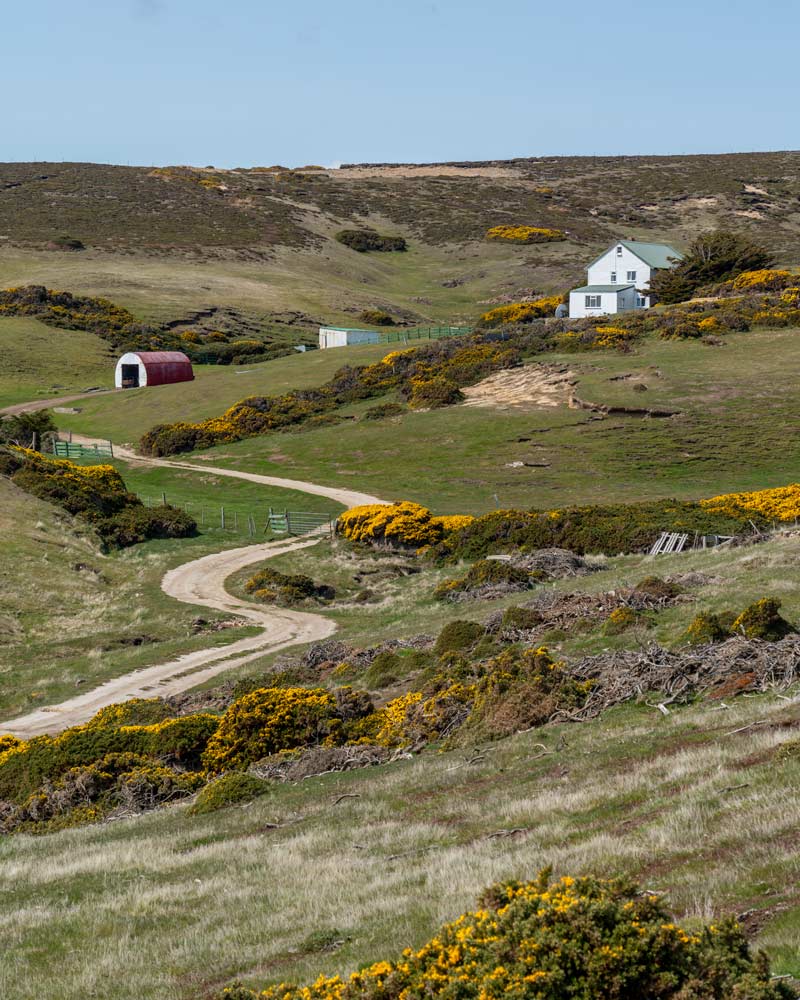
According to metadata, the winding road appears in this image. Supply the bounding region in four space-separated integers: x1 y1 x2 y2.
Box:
1 439 384 739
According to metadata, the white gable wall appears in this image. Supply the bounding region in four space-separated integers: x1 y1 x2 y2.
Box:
587 245 653 290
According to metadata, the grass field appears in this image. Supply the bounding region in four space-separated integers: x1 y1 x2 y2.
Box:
2 681 799 1000
53 326 800 514
172 327 800 514
0 316 114 408
0 464 339 720
54 342 392 442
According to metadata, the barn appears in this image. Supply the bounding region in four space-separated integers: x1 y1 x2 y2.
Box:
114 351 194 389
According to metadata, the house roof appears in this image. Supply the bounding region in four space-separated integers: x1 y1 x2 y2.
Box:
571 284 635 294
588 240 683 271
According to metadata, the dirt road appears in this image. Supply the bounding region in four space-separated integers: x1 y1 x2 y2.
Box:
1 443 383 738
0 389 118 416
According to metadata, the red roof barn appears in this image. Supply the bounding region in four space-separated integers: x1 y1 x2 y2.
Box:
115 351 194 389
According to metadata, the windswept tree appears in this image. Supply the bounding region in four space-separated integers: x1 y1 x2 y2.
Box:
650 230 774 304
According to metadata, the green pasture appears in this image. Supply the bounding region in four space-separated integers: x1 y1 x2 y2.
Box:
0 316 114 409
178 327 800 514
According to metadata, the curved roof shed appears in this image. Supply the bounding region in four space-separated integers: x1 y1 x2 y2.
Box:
115 351 194 389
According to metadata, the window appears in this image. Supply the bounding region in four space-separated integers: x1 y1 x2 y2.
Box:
585 295 602 308
627 270 637 281
637 295 647 308
616 246 623 256
610 271 617 283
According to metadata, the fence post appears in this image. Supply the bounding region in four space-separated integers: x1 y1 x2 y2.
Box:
285 510 291 535
161 492 167 506
234 511 238 530
109 440 114 458
221 506 226 529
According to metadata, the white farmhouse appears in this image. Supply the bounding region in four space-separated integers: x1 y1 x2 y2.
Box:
568 240 682 319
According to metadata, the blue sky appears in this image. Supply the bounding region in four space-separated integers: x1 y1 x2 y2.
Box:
4 0 799 166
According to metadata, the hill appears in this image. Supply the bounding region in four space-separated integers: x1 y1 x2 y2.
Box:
2 153 800 335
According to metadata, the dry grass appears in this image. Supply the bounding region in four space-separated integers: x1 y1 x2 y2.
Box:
1 686 799 999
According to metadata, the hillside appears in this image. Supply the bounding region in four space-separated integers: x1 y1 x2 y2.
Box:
5 153 800 1000
1 153 800 335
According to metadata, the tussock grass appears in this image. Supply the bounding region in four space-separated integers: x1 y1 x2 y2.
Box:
1 688 799 999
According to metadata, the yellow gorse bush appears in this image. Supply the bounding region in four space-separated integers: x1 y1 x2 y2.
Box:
701 483 800 522
732 269 795 291
338 502 453 548
479 294 564 326
485 225 565 244
223 870 788 1000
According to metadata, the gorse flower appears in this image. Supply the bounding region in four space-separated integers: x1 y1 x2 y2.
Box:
220 869 792 1000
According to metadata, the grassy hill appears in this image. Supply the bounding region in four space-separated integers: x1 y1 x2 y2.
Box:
56 325 800 513
2 153 800 337
0 468 338 718
0 316 113 408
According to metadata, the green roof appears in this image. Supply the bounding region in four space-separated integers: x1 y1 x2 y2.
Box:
588 240 683 271
571 284 635 294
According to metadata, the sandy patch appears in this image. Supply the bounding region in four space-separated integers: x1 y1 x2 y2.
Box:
744 184 768 196
462 364 576 409
330 165 519 180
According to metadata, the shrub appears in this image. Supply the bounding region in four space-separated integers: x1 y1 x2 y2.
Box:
189 773 271 815
478 294 565 327
701 483 800 522
485 225 565 244
602 606 639 635
362 402 406 421
0 410 56 449
407 375 463 409
203 688 341 772
731 598 794 640
685 611 735 644
338 501 447 548
634 576 683 601
140 334 517 455
434 620 484 656
335 230 407 253
434 559 533 600
244 566 335 604
358 308 395 326
2 448 196 548
732 269 795 292
221 869 791 1000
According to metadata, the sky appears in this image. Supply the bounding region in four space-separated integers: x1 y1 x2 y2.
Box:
3 0 800 167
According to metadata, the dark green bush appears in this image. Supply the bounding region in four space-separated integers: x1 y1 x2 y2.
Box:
335 230 407 253
244 565 335 604
189 772 271 815
95 504 197 547
434 620 485 655
363 402 406 421
359 308 395 326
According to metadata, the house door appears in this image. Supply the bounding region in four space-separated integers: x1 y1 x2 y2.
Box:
121 364 140 388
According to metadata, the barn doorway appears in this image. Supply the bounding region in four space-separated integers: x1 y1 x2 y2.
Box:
121 363 140 388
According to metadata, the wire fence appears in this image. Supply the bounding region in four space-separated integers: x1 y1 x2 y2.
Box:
380 325 472 344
